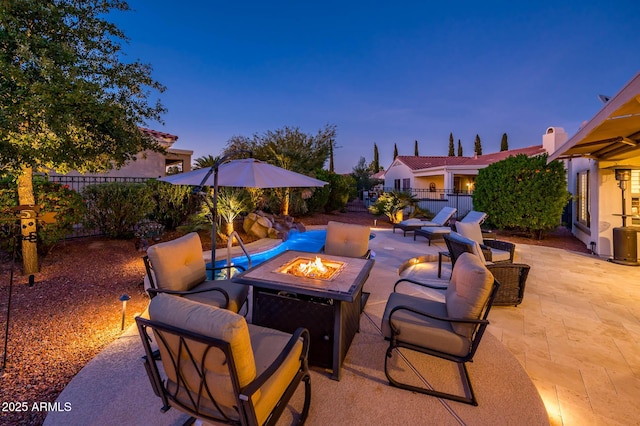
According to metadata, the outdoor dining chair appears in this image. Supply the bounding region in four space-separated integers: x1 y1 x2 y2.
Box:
136 294 311 425
323 220 371 258
393 206 457 236
443 232 530 306
143 232 249 314
381 252 500 405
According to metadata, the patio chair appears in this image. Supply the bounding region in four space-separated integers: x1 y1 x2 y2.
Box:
136 294 311 425
323 221 371 258
382 252 500 405
413 209 486 245
453 221 514 263
443 232 530 306
393 206 456 236
144 232 249 314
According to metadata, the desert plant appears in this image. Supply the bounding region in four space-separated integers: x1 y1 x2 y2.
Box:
368 191 417 223
216 188 252 236
472 153 571 239
145 179 200 229
82 182 154 238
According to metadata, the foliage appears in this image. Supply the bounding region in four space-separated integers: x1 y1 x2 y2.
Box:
414 140 419 156
448 133 455 156
474 134 483 155
82 182 154 238
215 188 252 235
500 133 509 151
145 179 199 230
324 172 355 212
472 154 571 238
306 169 332 213
192 155 219 169
368 191 417 223
351 157 375 192
373 143 380 172
0 176 86 253
393 143 398 159
457 140 463 156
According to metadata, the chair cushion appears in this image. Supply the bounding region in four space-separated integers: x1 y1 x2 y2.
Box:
324 221 370 258
398 218 424 226
489 248 511 263
455 221 484 244
149 294 257 409
185 279 249 313
448 231 486 263
430 206 457 226
147 232 207 291
419 226 451 234
445 253 494 338
460 210 487 224
382 292 472 357
248 324 303 425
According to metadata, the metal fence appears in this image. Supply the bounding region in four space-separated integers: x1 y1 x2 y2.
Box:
45 175 152 238
360 188 475 219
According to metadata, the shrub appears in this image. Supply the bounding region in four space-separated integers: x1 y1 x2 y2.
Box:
145 179 200 230
368 191 417 223
472 154 571 238
82 182 154 238
0 176 86 253
324 173 355 212
306 169 332 213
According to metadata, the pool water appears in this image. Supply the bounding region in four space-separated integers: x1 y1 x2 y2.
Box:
208 230 328 278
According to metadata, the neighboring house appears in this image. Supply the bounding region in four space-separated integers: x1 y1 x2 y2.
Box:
51 127 193 179
548 71 640 258
384 144 548 193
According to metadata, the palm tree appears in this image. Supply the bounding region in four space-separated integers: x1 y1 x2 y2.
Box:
192 155 220 169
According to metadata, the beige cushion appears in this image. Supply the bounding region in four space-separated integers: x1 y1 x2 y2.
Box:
324 221 370 258
148 294 257 410
448 231 486 263
490 248 511 263
445 253 494 337
147 232 206 291
430 206 457 225
455 221 484 244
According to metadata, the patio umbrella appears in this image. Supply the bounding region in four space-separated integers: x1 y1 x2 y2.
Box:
160 157 327 267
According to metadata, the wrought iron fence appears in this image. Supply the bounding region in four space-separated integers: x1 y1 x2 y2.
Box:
360 188 475 219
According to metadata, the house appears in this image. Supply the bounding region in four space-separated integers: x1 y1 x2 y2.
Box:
384 144 548 193
548 71 640 259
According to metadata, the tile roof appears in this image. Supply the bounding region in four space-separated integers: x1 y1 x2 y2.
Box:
139 127 179 143
396 145 546 170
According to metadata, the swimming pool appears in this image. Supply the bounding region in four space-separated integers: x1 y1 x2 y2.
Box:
209 229 328 278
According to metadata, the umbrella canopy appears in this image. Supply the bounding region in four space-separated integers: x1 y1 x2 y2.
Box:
160 158 327 188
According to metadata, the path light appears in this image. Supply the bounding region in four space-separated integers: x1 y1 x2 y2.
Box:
119 294 131 331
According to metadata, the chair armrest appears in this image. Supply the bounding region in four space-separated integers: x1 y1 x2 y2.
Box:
388 304 489 330
394 278 448 292
483 239 516 261
146 286 230 308
240 327 310 400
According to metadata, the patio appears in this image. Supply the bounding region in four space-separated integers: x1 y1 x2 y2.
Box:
44 227 640 425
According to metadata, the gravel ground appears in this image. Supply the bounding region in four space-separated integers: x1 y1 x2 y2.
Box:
0 210 588 425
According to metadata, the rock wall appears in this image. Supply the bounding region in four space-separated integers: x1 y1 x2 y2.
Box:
243 211 306 240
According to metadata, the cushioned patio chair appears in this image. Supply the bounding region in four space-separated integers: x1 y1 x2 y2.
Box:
136 294 311 425
393 206 457 236
413 209 486 245
443 232 530 306
453 221 514 263
144 232 249 314
382 253 500 405
323 220 371 258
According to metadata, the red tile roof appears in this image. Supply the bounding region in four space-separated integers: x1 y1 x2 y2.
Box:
396 145 546 170
139 127 179 142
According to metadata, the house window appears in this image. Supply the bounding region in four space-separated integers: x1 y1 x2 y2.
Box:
576 170 590 227
631 170 640 194
394 179 401 190
402 178 410 191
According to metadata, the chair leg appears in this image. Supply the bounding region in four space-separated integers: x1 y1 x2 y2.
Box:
384 345 478 406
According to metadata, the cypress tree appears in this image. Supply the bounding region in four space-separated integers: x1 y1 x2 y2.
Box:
457 139 463 157
474 134 483 156
393 143 398 159
329 139 334 172
414 140 419 156
500 133 509 151
373 143 379 172
448 132 455 156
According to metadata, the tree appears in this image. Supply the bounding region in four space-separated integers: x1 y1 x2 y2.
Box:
373 143 380 172
472 154 571 239
351 157 373 192
329 140 335 172
393 143 398 159
457 139 463 157
500 133 509 151
448 133 455 156
224 125 334 215
414 140 419 156
474 134 483 156
0 0 166 274
192 155 220 169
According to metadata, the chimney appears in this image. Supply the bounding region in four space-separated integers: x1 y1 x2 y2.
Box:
542 127 568 154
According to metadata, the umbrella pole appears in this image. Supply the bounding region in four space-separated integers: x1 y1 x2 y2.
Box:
212 164 219 267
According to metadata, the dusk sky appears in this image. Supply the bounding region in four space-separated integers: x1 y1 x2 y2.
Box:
113 1 640 174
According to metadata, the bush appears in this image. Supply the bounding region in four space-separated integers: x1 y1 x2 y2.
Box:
368 191 416 223
82 182 154 238
472 154 571 238
324 172 355 212
306 169 332 213
0 176 86 253
145 179 200 230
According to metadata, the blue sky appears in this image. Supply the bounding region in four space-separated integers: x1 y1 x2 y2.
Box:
113 1 640 173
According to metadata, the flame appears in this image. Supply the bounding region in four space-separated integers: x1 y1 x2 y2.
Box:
297 256 328 276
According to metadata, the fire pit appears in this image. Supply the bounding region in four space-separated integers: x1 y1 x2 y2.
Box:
276 256 346 281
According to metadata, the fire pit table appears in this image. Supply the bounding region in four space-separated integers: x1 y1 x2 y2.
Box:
232 250 375 380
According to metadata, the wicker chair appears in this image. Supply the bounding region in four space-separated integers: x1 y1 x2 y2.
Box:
137 294 311 425
443 232 530 306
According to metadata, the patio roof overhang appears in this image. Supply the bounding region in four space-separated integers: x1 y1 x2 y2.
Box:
548 72 640 168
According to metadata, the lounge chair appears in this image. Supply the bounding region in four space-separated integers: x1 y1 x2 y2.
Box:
136 294 311 425
382 252 500 405
413 209 486 245
393 206 457 236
